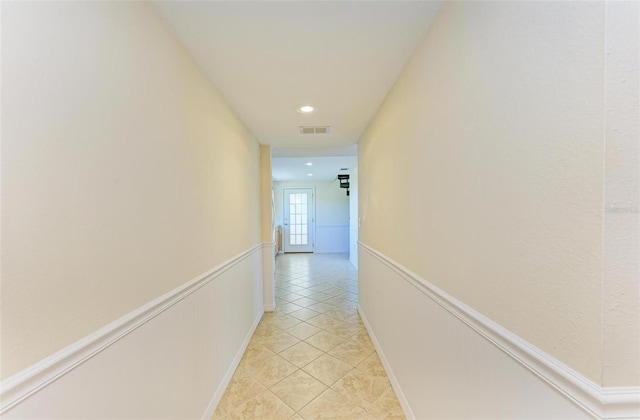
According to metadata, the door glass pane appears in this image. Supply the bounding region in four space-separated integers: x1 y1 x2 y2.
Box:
288 191 310 247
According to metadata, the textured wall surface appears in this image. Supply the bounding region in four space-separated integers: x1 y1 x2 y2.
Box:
359 1 609 384
260 145 274 243
602 0 640 387
1 1 261 379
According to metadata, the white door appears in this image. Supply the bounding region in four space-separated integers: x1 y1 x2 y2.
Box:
283 188 314 253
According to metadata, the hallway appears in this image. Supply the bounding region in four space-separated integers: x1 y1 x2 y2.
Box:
2 1 638 418
213 254 404 419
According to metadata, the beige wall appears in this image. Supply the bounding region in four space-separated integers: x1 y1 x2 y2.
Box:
602 0 640 387
360 1 638 386
1 1 261 379
260 146 274 243
260 146 276 310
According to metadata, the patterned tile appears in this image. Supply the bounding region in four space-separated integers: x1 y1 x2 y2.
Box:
276 302 304 315
279 341 324 368
280 292 305 302
304 330 347 352
298 388 366 419
254 329 301 353
328 338 375 367
286 322 322 340
350 330 374 346
212 254 404 420
244 353 299 386
289 308 322 321
307 314 342 329
302 354 353 386
324 307 358 320
270 370 327 411
309 292 334 301
239 344 276 369
348 315 367 328
356 353 389 384
213 368 266 417
324 320 366 339
214 388 295 419
290 297 318 307
367 386 405 419
307 302 336 313
265 314 303 330
293 288 316 297
332 369 388 409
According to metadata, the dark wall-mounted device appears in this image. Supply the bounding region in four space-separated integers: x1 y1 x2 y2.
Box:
337 174 350 196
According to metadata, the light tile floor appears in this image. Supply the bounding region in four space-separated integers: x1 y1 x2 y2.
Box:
213 253 405 420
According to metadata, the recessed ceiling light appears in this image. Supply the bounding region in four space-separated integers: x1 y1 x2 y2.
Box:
306 162 313 166
307 173 313 176
298 105 314 113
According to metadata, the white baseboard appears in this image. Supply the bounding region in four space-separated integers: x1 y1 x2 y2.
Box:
262 241 276 311
358 242 640 420
357 306 415 420
201 309 263 419
1 244 265 419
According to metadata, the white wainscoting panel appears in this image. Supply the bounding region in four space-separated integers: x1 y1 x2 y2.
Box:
349 227 358 269
262 241 276 311
358 242 640 420
1 245 265 419
315 225 349 254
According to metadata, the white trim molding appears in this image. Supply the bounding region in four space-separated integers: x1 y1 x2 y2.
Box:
262 241 276 311
201 309 262 419
358 241 640 420
1 244 264 416
357 306 415 420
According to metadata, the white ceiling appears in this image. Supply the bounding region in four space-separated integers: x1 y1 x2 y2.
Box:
153 1 442 157
154 1 440 181
272 155 358 182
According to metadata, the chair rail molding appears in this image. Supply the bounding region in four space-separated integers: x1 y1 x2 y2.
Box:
1 244 264 416
358 241 640 420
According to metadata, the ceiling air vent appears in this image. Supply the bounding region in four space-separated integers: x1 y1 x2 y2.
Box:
299 126 330 134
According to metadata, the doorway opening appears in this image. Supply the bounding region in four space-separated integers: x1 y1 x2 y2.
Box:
271 153 357 265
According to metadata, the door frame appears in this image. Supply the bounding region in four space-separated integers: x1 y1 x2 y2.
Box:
283 187 315 253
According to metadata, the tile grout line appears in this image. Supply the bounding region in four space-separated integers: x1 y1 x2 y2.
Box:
214 254 402 420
